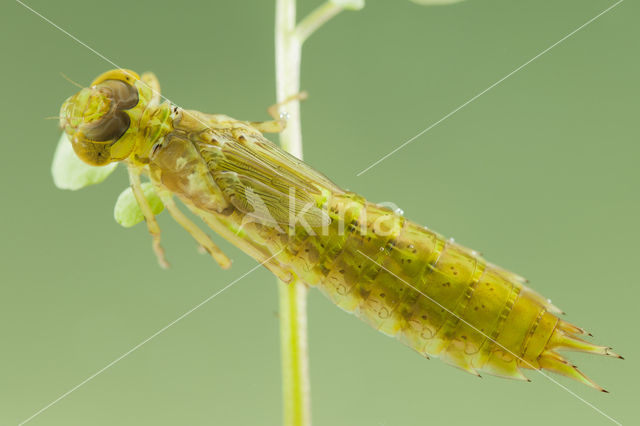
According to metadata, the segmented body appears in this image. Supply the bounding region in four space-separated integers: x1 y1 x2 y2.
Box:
60 69 620 390
151 108 614 386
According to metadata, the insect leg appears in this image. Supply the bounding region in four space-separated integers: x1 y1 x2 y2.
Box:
160 193 232 270
250 119 286 133
250 91 308 133
191 208 295 283
141 72 161 105
127 165 170 268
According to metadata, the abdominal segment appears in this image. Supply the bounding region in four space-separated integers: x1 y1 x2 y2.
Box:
272 193 616 388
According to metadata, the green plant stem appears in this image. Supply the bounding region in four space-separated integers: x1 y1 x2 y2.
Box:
275 0 302 157
274 1 345 425
295 2 343 44
277 278 311 426
275 0 308 423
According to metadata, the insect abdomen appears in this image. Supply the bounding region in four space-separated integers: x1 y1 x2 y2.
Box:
310 195 620 389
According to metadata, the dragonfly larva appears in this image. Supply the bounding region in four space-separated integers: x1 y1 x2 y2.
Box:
59 69 621 390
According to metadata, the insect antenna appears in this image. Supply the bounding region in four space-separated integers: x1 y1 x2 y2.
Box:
59 72 84 89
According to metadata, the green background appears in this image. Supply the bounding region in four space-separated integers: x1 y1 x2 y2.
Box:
1 0 637 424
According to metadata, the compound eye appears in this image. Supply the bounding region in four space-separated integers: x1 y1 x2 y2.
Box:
81 79 138 142
98 79 139 110
83 110 131 142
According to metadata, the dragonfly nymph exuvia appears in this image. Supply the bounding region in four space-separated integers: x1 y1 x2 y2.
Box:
58 69 621 390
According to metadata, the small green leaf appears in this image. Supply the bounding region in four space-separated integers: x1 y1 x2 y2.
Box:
410 0 466 5
330 0 365 11
51 133 118 190
114 183 165 228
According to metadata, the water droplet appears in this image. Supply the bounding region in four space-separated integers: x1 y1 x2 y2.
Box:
394 207 404 216
449 237 455 243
